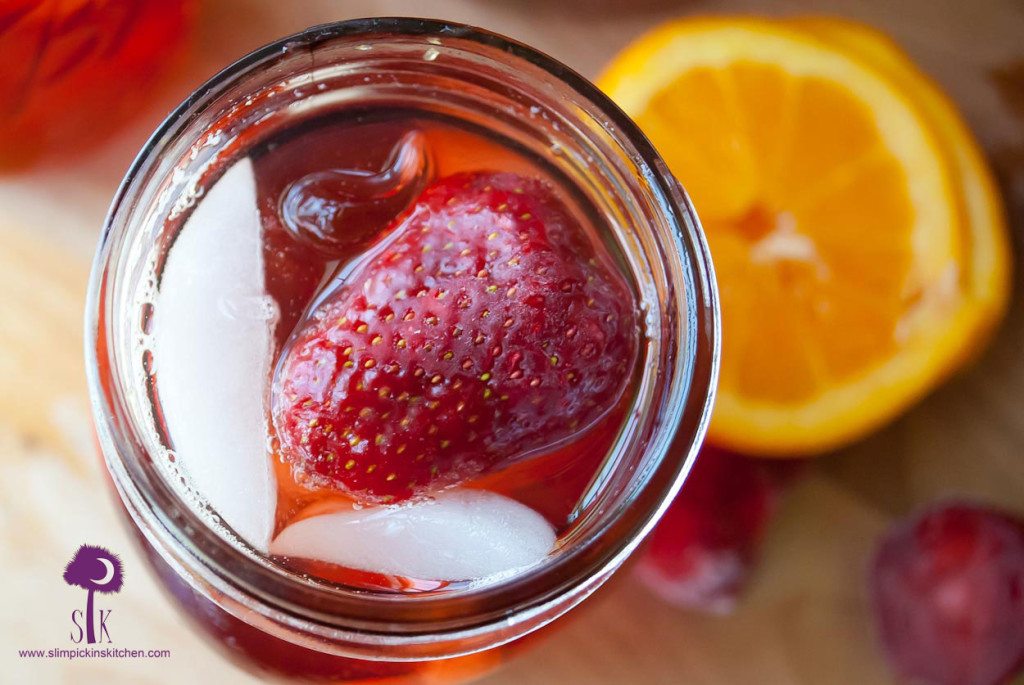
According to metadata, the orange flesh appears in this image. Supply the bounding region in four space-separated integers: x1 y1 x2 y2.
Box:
635 62 916 404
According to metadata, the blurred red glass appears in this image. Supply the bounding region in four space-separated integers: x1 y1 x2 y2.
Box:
0 0 196 169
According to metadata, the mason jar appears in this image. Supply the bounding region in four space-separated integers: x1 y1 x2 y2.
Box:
85 17 719 683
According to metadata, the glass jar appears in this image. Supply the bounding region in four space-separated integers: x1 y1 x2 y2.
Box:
86 17 719 683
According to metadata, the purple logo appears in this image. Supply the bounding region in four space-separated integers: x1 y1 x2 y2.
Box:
63 545 123 644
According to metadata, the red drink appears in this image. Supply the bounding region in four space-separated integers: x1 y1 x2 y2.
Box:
87 19 719 683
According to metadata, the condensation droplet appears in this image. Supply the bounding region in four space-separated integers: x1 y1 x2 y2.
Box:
140 301 155 334
142 349 155 375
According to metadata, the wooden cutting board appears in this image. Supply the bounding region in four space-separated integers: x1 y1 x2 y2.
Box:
1 1 1021 683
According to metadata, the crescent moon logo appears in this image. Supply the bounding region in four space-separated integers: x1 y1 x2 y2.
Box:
91 558 116 586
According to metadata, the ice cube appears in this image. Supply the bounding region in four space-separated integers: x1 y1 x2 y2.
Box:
270 489 556 581
153 158 276 552
278 130 431 256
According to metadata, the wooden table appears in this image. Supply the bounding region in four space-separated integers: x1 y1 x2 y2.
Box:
1 1 1022 683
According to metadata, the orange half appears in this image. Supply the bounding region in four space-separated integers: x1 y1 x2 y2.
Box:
600 18 1004 455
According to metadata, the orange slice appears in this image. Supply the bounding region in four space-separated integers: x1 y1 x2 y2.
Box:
789 16 1010 366
600 18 1005 455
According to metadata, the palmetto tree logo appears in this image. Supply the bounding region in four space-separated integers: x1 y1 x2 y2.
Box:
63 545 123 644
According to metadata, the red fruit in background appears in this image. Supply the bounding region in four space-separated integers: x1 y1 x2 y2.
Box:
273 171 638 504
0 0 195 168
635 447 784 613
870 502 1024 685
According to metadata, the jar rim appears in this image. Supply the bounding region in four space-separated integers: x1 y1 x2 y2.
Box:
85 16 720 655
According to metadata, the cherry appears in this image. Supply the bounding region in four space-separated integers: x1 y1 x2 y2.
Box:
870 501 1024 685
635 447 785 613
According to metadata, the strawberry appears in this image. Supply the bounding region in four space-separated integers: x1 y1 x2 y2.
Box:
272 171 638 504
870 501 1024 685
256 126 429 349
